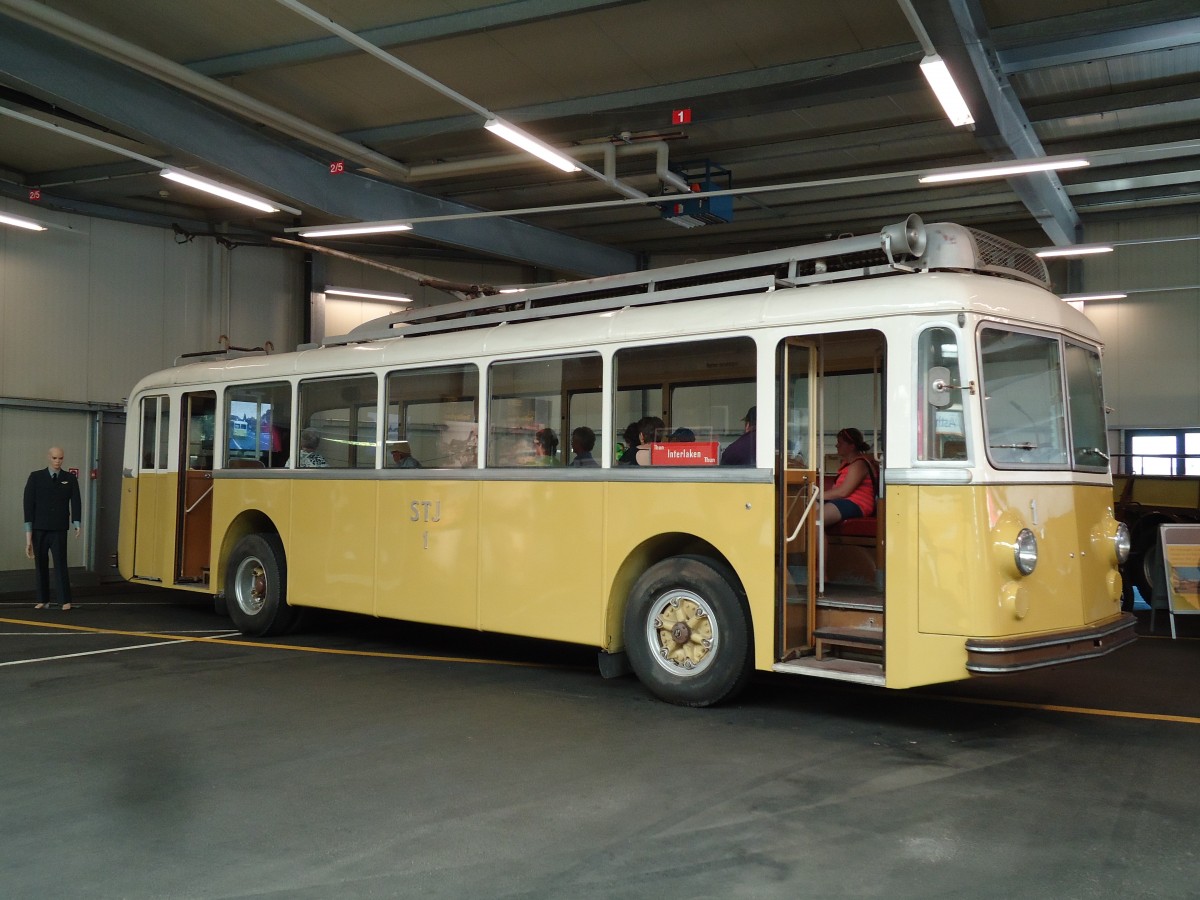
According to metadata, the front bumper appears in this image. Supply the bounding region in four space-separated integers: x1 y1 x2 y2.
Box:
964 613 1137 674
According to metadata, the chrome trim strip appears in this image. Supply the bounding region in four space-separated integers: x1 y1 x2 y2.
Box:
886 468 973 485
964 616 1134 654
211 467 773 484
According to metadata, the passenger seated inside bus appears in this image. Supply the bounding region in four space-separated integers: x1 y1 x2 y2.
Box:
530 427 563 465
822 427 877 527
569 426 599 467
616 421 641 464
389 441 421 468
622 416 664 466
668 427 695 442
298 428 328 468
720 406 756 466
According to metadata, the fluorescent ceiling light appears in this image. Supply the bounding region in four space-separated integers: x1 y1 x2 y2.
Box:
296 222 413 238
1037 245 1114 258
498 287 527 294
1062 292 1127 302
919 54 974 127
920 159 1090 184
0 212 48 231
325 286 411 303
484 119 580 173
160 168 301 215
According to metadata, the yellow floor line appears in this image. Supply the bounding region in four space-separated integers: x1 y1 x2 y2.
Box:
5 616 1197 723
925 692 1200 725
0 616 557 669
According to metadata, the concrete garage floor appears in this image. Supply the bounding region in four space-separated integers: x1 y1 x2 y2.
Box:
1 587 1197 900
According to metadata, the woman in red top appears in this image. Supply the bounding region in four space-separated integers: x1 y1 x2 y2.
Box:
822 427 877 528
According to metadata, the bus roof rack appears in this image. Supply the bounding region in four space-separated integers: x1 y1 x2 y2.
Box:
325 216 1049 346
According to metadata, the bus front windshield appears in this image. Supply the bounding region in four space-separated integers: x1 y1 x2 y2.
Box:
980 327 1108 471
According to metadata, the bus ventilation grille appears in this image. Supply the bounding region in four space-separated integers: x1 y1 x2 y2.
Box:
967 228 1050 289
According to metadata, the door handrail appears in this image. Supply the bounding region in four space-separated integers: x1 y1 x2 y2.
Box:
183 484 213 515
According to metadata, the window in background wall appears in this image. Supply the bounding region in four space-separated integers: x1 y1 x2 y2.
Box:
1126 430 1200 475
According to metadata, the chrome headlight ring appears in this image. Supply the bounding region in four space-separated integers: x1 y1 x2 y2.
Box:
1014 528 1038 576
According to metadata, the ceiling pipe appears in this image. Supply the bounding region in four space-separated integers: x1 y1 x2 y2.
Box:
272 0 686 203
0 0 411 181
408 140 692 196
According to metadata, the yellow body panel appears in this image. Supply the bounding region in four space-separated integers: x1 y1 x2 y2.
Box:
130 472 177 582
125 471 1122 691
200 476 774 655
118 476 139 582
289 480 379 613
915 482 1122 637
882 486 974 688
883 482 1122 688
375 481 479 628
478 481 606 643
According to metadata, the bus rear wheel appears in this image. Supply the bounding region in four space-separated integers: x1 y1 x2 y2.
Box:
225 533 299 637
624 556 752 707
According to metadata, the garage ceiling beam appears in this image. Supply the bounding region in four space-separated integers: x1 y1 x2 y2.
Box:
188 0 640 77
911 0 1080 245
0 14 636 276
999 13 1200 73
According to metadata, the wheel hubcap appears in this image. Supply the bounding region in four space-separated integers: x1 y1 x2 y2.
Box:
646 590 718 677
234 556 267 616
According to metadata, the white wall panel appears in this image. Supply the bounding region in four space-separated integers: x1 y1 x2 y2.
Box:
0 214 90 400
1083 215 1200 431
86 219 168 402
228 246 302 354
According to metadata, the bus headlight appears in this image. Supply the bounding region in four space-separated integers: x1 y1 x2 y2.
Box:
1114 522 1131 565
1014 528 1038 576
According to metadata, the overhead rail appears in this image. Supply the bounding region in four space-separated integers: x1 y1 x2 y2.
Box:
327 216 1049 345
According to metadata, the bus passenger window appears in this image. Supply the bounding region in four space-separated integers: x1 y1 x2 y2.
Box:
140 396 163 471
224 381 291 469
385 364 479 469
298 375 378 469
487 354 601 467
614 337 755 468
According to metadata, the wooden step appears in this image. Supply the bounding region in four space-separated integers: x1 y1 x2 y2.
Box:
813 626 884 661
773 656 885 686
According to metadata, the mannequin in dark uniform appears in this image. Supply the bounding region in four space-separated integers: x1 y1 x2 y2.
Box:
23 446 82 610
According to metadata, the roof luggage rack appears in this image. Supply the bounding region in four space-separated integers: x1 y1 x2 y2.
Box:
325 215 1049 346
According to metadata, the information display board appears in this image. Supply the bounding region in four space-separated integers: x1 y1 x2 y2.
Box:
1158 524 1200 639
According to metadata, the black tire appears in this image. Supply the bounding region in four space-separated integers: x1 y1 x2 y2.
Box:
1128 519 1169 606
213 594 229 617
224 533 299 637
623 556 752 707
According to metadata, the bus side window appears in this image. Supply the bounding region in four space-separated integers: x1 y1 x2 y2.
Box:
299 375 378 469
614 337 755 468
487 354 601 467
224 381 291 469
386 364 479 469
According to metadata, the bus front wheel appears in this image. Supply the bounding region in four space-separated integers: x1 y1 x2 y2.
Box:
225 533 299 637
623 556 752 707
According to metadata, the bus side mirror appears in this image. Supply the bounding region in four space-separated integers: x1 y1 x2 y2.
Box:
928 366 953 408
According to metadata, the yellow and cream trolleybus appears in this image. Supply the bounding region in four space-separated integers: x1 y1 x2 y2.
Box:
118 215 1135 706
